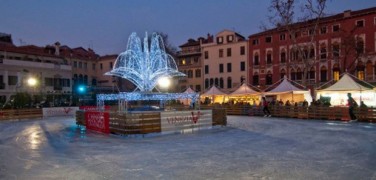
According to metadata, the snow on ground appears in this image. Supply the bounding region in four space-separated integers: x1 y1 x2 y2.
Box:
0 115 375 180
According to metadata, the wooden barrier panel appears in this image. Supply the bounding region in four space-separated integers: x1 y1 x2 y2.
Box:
0 109 43 121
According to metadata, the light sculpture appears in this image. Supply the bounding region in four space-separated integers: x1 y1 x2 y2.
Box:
96 32 199 111
105 32 185 92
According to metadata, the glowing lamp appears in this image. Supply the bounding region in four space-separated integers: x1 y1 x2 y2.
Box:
27 77 37 87
158 77 171 89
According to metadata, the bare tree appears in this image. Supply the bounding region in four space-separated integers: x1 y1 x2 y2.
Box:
268 0 327 86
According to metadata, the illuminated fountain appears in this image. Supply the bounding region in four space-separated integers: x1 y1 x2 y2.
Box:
96 32 199 110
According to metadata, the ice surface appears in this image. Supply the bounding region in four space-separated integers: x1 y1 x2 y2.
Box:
0 116 376 179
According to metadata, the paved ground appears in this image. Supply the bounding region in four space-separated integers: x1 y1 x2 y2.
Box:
0 115 375 180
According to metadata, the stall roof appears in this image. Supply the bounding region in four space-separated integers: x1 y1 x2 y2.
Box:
265 76 308 95
230 83 260 96
182 87 195 93
317 73 372 91
201 86 227 96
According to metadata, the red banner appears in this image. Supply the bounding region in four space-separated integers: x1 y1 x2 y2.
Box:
80 105 110 111
85 111 110 134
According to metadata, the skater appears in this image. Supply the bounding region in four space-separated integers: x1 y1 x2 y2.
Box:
262 97 271 117
347 93 358 121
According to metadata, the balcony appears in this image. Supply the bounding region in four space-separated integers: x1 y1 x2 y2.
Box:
53 86 62 91
177 49 201 56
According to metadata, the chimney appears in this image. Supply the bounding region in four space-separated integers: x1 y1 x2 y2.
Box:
343 10 351 18
54 42 60 56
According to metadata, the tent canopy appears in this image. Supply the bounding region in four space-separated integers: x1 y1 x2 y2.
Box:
182 86 195 93
265 76 308 95
230 83 260 96
317 73 372 91
201 85 227 96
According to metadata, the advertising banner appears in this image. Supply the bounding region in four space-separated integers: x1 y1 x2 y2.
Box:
84 111 110 134
42 107 79 117
79 105 111 111
160 110 212 133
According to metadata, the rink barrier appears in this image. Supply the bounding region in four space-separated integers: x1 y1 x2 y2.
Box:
76 108 227 135
0 109 42 121
208 104 376 122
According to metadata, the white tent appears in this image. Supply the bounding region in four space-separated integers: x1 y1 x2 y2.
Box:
316 73 376 107
264 76 312 103
179 87 196 105
200 86 227 104
230 83 260 96
228 83 261 105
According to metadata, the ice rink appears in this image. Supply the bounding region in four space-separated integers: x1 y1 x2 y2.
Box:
0 115 375 179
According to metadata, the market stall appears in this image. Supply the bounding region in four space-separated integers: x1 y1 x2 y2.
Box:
316 73 376 107
200 86 228 104
264 76 312 105
228 83 261 105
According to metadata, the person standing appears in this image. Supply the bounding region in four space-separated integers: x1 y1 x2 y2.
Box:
262 97 271 117
347 93 358 121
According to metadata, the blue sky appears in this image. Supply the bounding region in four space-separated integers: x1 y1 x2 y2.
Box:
1 0 376 55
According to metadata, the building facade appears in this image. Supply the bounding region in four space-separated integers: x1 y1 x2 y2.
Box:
176 35 213 93
248 7 376 90
202 30 248 92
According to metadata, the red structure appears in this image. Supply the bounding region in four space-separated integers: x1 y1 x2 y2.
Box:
248 7 376 90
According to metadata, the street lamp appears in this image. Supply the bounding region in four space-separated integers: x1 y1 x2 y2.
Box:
27 77 37 87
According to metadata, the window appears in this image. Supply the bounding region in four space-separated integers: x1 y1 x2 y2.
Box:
240 46 245 55
204 51 209 59
110 62 113 69
227 35 234 42
266 52 272 64
195 69 201 77
266 72 272 85
320 26 327 34
280 51 286 63
356 37 364 54
308 28 314 35
227 63 232 72
280 69 286 79
280 34 285 41
205 79 209 89
205 65 209 74
210 78 214 86
332 44 340 58
193 57 199 63
252 73 259 86
320 46 327 60
0 75 3 88
214 78 219 86
320 66 327 82
240 61 245 71
227 77 232 88
217 37 223 44
358 70 365 80
254 54 259 65
240 76 245 84
333 24 340 32
73 61 77 68
356 20 364 27
92 63 96 70
366 61 373 80
252 39 259 45
219 49 223 58
84 62 87 69
296 68 302 80
181 59 186 65
219 64 224 73
188 70 193 78
333 65 340 81
309 67 315 80
219 78 224 88
78 62 82 68
8 76 17 85
195 85 201 92
227 48 231 57
290 69 296 80
100 63 103 70
265 36 272 43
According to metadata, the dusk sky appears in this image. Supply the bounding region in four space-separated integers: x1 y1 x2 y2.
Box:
2 0 376 55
